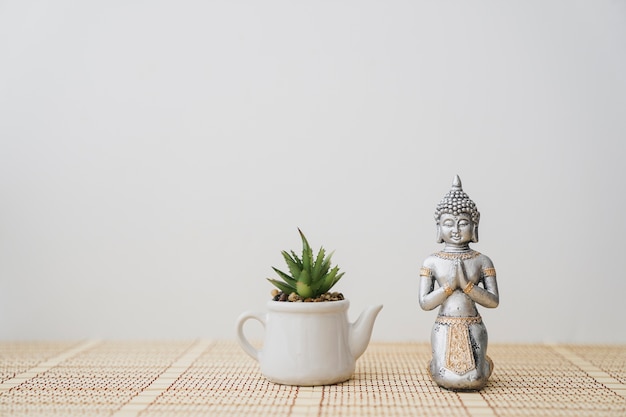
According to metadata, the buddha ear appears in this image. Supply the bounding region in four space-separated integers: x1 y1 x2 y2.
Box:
472 224 479 243
436 224 444 243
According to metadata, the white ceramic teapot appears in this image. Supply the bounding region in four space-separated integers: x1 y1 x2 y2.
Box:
236 299 382 386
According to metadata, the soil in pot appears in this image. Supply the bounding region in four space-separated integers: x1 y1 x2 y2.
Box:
271 290 345 303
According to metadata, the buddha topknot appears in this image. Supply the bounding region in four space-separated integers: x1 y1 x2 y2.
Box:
434 175 480 225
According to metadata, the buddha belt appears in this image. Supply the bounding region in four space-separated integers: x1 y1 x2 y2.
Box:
435 315 482 375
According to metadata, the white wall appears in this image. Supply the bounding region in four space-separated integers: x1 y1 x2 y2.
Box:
1 0 625 344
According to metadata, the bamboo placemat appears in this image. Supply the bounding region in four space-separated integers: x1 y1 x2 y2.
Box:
1 340 625 416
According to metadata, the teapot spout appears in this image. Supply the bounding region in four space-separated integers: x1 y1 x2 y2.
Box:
349 304 383 359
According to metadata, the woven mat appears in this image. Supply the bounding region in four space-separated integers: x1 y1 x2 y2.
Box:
1 341 625 417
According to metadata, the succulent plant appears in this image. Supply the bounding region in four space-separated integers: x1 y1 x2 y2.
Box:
267 229 344 299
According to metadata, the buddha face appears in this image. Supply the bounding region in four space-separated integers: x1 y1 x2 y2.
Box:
438 213 475 245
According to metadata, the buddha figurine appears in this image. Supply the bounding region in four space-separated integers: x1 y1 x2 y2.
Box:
419 175 499 390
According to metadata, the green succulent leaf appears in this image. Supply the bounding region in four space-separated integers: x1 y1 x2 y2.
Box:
271 267 297 287
299 228 313 274
332 271 345 288
311 247 326 283
296 281 314 299
298 269 311 285
318 250 334 279
311 274 326 293
290 250 302 267
281 251 301 280
267 279 296 295
318 266 340 294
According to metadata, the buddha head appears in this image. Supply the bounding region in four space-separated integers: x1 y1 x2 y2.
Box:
434 175 480 244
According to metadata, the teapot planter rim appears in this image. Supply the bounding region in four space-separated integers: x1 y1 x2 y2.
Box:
265 298 349 313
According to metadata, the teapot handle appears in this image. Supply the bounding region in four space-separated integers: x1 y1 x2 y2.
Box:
236 311 265 361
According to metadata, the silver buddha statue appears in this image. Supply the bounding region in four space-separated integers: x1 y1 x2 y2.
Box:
419 175 499 390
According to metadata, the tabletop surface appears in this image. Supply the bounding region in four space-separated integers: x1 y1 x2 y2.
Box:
0 340 625 417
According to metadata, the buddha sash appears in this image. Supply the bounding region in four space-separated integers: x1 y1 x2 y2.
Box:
435 315 482 375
